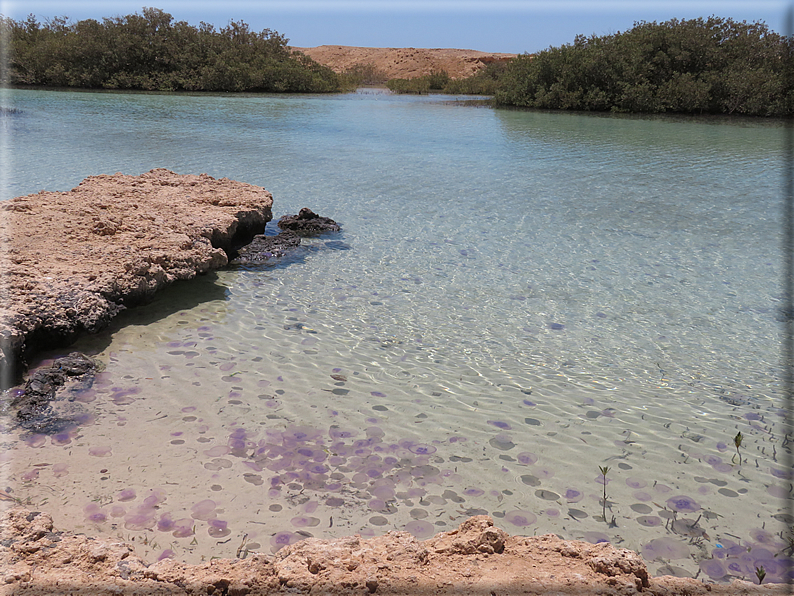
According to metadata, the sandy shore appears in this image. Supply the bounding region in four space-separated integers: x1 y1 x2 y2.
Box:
2 507 785 595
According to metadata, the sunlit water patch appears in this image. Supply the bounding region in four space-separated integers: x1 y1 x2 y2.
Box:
1 88 789 581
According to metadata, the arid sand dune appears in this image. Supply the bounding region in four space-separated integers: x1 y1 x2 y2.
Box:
291 45 517 79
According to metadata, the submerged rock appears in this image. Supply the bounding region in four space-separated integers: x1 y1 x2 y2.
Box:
278 207 340 234
232 208 342 265
231 230 302 264
9 352 98 434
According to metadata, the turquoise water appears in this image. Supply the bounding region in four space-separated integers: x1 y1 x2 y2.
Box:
1 88 789 581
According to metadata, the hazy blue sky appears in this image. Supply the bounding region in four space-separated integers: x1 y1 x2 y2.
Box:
1 1 789 54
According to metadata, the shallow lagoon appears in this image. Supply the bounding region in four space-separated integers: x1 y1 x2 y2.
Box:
1 88 790 581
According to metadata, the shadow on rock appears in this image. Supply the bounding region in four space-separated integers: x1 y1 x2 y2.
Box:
28 273 231 367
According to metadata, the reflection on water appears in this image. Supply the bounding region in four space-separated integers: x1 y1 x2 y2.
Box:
1 88 789 582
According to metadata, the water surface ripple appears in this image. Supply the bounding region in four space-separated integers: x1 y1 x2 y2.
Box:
1 89 787 581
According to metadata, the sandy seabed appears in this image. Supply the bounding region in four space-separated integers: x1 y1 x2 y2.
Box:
1 169 791 595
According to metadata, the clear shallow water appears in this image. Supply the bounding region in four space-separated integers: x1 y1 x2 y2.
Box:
1 88 790 581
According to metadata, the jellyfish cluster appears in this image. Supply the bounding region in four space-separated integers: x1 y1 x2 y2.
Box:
208 422 469 544
699 528 793 583
6 315 792 584
10 371 791 582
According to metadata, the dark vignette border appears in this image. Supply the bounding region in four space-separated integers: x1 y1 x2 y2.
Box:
784 6 794 595
0 4 791 594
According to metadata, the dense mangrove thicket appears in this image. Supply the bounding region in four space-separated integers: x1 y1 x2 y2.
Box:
385 70 450 94
495 17 793 116
385 63 506 95
1 8 339 92
443 62 508 95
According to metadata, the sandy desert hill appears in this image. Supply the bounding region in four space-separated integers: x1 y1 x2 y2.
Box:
290 45 518 80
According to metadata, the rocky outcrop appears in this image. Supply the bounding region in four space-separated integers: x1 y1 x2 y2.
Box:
0 169 273 388
0 508 786 595
278 207 340 234
8 352 98 434
231 230 302 264
231 208 341 265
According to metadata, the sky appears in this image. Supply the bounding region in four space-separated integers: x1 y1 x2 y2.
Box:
0 0 790 55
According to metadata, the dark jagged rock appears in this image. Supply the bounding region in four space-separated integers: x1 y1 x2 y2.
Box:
231 230 302 264
231 208 342 265
9 352 99 434
278 208 340 234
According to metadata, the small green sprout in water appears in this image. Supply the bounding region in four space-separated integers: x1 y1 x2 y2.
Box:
755 565 766 584
599 466 610 523
733 431 743 464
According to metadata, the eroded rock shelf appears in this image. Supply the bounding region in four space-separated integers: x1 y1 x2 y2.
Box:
1 508 785 595
0 169 273 386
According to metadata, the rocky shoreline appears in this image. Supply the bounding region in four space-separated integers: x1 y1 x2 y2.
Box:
1 507 785 595
0 169 274 388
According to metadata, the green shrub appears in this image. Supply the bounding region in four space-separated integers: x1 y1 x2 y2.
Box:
443 61 508 95
495 16 793 116
386 69 458 95
386 76 431 94
1 8 340 93
338 63 389 90
427 69 450 90
387 63 509 96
